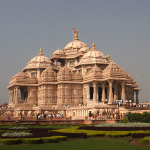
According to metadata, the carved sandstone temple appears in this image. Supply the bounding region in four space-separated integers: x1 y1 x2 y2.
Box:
7 33 141 118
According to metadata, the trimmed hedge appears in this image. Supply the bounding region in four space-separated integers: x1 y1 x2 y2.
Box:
78 126 150 131
105 132 130 138
0 124 14 126
0 130 7 133
21 138 42 144
0 136 67 145
41 136 67 143
51 127 150 138
0 124 6 126
41 137 58 143
0 138 21 145
140 136 150 144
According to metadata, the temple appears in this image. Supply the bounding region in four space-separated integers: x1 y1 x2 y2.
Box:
7 32 141 119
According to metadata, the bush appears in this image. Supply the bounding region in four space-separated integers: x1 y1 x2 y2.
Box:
51 136 67 141
0 139 21 145
41 137 59 143
0 124 6 126
140 136 150 144
40 124 47 126
0 130 7 133
105 132 130 138
21 138 42 144
6 124 14 126
127 112 150 123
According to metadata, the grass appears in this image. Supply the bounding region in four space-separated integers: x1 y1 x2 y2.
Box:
0 137 150 150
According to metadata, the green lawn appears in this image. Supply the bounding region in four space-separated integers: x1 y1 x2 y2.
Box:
0 138 149 150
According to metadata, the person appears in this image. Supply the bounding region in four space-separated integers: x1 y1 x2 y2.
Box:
38 114 40 120
121 113 122 120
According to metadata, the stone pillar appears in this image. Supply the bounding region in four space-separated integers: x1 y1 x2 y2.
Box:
55 59 57 66
87 83 90 100
93 82 97 103
81 66 85 76
102 82 106 102
121 81 126 104
114 82 118 102
15 87 18 103
136 91 139 104
108 80 113 104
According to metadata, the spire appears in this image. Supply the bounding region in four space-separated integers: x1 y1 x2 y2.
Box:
92 42 95 47
107 54 110 59
39 48 43 53
74 33 78 39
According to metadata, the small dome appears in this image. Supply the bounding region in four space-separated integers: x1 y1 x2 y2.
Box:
23 49 51 71
78 46 108 66
78 46 90 53
63 35 87 50
53 48 64 55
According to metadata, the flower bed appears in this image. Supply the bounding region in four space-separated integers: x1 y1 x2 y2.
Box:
51 127 150 138
1 132 33 137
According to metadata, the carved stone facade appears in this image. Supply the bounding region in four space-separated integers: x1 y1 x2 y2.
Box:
7 34 141 118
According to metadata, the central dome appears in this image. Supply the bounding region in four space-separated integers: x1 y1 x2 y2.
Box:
63 34 87 51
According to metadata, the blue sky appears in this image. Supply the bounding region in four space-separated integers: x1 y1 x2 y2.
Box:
0 0 150 104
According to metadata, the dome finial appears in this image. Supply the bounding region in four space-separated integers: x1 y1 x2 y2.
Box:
74 33 78 38
39 48 43 53
92 43 95 47
107 54 110 59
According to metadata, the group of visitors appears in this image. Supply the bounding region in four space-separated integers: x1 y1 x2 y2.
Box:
36 113 66 120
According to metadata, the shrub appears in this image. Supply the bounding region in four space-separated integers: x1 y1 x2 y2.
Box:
51 136 67 141
127 112 150 123
6 124 14 126
40 124 47 126
0 139 21 145
0 130 7 133
41 137 59 143
0 124 5 126
140 136 150 144
105 132 130 138
21 138 42 144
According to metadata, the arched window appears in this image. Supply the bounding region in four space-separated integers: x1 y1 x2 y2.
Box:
31 73 36 77
70 61 73 65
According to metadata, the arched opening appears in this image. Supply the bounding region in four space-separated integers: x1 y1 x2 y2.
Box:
98 87 102 101
90 87 93 100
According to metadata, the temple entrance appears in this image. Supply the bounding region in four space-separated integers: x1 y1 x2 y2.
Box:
90 87 93 100
98 87 102 101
